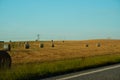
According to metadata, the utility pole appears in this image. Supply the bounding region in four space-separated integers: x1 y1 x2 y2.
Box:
37 34 40 41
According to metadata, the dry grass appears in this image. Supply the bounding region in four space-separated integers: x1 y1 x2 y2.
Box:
0 39 120 80
3 39 119 64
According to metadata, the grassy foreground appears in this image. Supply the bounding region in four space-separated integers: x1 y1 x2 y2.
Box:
0 54 120 80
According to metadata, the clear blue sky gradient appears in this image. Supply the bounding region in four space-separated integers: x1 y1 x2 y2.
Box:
0 0 120 41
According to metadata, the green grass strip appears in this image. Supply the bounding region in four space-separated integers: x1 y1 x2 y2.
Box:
0 54 120 80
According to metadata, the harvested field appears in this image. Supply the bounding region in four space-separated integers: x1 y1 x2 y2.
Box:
0 39 120 80
3 39 119 64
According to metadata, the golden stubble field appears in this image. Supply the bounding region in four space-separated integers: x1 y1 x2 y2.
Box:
4 39 120 64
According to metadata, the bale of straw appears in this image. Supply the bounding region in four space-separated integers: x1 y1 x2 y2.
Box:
25 42 30 49
40 43 44 48
0 50 11 69
3 44 11 51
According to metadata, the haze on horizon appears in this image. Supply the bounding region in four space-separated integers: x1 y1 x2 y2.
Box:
0 0 120 41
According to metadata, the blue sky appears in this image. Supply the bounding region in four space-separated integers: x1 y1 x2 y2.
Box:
0 0 120 41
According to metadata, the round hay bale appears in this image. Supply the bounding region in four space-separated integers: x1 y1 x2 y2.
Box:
51 40 55 47
0 50 11 69
25 42 30 49
97 43 101 47
52 43 55 47
3 44 11 51
85 44 89 47
40 43 44 48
